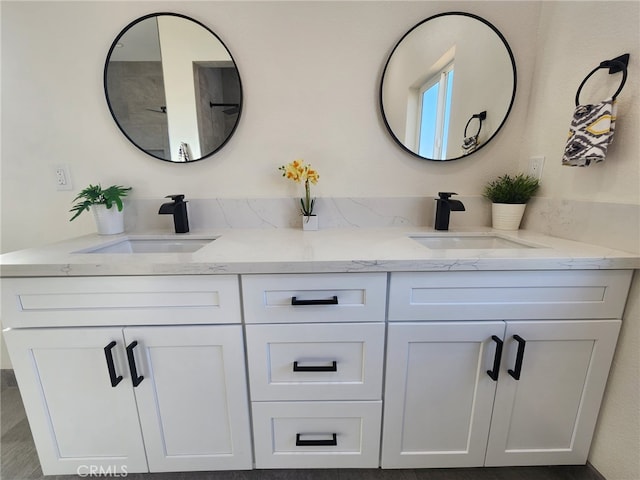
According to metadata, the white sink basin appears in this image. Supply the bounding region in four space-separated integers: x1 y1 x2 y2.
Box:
75 236 217 254
409 234 538 250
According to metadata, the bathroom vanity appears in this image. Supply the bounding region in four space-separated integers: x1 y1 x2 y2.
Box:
1 228 637 475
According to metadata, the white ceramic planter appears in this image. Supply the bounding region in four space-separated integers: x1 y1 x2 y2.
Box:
302 215 318 231
92 204 125 235
491 203 526 231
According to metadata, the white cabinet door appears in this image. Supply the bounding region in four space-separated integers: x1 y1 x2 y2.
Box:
125 325 252 472
485 320 621 466
381 321 505 468
3 327 148 476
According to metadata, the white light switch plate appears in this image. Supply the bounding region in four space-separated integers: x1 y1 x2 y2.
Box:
528 156 544 180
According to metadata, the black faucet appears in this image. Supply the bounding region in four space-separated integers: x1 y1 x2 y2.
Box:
159 194 189 233
434 192 465 231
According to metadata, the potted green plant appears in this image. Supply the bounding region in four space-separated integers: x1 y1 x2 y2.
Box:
483 173 539 230
279 159 320 230
70 184 132 235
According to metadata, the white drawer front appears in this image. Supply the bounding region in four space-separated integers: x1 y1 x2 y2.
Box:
1 275 241 327
246 323 384 401
389 270 632 321
241 273 387 324
252 401 382 468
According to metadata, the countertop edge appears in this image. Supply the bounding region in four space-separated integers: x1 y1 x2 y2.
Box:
1 227 638 277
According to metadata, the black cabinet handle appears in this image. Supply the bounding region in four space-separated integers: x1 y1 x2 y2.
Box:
486 335 503 382
126 341 144 387
291 296 338 306
104 341 123 387
508 335 526 381
295 433 337 446
293 361 338 372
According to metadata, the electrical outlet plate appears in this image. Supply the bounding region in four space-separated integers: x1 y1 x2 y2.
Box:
528 156 544 180
55 165 72 190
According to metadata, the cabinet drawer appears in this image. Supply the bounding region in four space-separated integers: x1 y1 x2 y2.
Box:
252 401 382 468
389 270 632 321
1 275 241 328
241 273 387 324
246 323 384 401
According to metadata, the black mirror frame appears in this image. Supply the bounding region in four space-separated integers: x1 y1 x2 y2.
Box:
379 11 517 162
104 12 243 163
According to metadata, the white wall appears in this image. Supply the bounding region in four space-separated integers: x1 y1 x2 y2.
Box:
520 2 639 205
0 0 540 253
521 3 639 480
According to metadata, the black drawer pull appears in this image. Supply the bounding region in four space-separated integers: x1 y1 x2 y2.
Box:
486 335 504 382
293 361 338 372
126 341 144 387
104 341 123 387
296 433 337 447
291 296 338 306
508 335 526 381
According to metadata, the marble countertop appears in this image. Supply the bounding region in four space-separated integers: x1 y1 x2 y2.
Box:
1 227 638 277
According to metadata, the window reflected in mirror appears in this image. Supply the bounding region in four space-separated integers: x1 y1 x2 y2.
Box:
417 64 454 159
380 12 516 162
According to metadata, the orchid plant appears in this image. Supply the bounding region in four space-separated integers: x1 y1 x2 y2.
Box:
279 159 320 219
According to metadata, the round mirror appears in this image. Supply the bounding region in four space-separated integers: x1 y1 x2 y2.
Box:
104 13 242 163
380 12 516 161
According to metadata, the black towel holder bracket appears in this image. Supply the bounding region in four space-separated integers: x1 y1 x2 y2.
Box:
575 53 629 106
464 111 487 138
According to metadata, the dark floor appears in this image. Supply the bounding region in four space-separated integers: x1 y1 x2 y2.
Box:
1 377 605 480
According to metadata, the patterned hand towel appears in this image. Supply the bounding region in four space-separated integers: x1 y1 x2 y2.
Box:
461 134 479 155
177 142 191 162
562 98 617 166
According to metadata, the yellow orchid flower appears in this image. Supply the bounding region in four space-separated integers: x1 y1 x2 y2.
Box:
278 159 320 216
306 168 319 184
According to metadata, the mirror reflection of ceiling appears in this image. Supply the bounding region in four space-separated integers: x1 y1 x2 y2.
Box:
380 12 516 162
109 17 162 61
104 13 242 163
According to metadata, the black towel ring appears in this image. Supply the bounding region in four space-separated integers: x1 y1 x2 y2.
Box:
464 111 487 138
575 53 629 106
